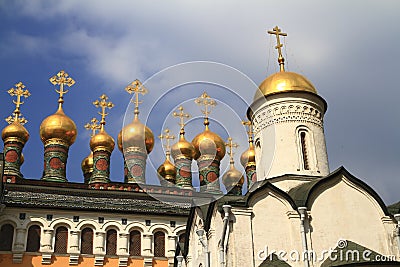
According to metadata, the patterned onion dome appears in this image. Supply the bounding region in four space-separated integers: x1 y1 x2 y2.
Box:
240 143 256 167
222 164 244 188
2 121 29 144
254 71 317 101
171 135 195 159
39 108 77 145
157 157 177 183
81 152 94 174
117 117 154 153
90 131 115 152
191 128 226 160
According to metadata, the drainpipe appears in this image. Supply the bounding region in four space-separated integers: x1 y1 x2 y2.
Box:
176 255 184 267
298 207 310 267
219 205 232 267
196 228 210 267
394 214 400 253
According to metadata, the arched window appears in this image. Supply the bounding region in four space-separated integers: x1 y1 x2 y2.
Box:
178 233 186 245
54 226 68 254
300 131 310 170
154 231 165 257
106 229 117 256
0 224 14 251
129 230 141 256
80 228 93 254
26 225 41 252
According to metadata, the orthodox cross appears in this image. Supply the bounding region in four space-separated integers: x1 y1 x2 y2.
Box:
49 70 75 109
241 120 254 143
225 137 239 164
194 92 216 127
93 94 114 131
173 106 191 134
84 118 101 137
267 26 287 72
5 82 30 125
158 128 175 156
125 79 148 118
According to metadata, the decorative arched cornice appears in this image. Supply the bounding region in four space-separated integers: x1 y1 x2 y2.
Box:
149 223 173 235
124 222 146 233
49 218 74 229
101 220 123 232
76 219 100 231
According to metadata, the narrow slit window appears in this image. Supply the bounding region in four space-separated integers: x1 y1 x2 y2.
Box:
26 225 41 252
0 224 14 251
300 132 310 170
54 226 68 254
80 228 93 254
106 229 117 256
129 230 141 256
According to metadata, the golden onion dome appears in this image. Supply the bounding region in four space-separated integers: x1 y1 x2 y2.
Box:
157 157 177 183
39 108 77 145
171 134 195 159
117 118 154 154
240 143 256 167
191 128 226 160
254 71 317 101
81 152 94 174
90 130 115 152
2 121 29 144
222 164 244 188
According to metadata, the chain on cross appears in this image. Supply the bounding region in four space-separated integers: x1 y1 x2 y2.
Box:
267 26 287 72
225 137 239 164
49 70 75 108
5 82 30 124
195 92 216 126
158 128 175 155
84 117 101 137
242 120 254 142
173 106 191 133
93 94 114 130
125 79 148 117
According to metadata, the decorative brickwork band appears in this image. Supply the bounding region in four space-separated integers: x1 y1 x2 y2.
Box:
124 147 147 184
41 139 69 182
174 156 193 189
89 149 111 184
197 155 221 194
3 140 24 178
245 165 257 189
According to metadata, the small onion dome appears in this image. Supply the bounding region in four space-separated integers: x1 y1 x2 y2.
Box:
81 152 94 174
254 71 317 101
240 143 256 167
39 108 77 145
90 130 115 152
171 134 195 159
2 121 29 144
191 128 226 160
117 117 154 153
157 157 176 183
222 164 244 189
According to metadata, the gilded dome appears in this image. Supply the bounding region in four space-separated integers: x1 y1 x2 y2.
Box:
39 108 77 145
81 152 94 174
117 118 154 154
157 157 176 183
90 130 115 152
240 143 256 167
222 165 244 188
2 121 29 144
171 135 195 159
254 71 317 101
191 128 226 160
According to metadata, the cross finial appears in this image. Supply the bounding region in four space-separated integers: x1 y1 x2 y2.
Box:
49 70 75 110
225 137 239 165
84 118 101 137
267 26 287 72
5 82 30 124
194 92 217 129
125 79 148 119
93 94 114 131
172 106 191 136
241 120 254 143
158 128 176 157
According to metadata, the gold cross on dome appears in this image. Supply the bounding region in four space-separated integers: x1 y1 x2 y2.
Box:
241 120 254 142
158 128 176 155
6 82 30 124
125 79 148 118
49 70 75 109
84 117 101 137
194 92 216 127
267 26 287 72
225 137 239 164
93 94 114 130
173 106 191 133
